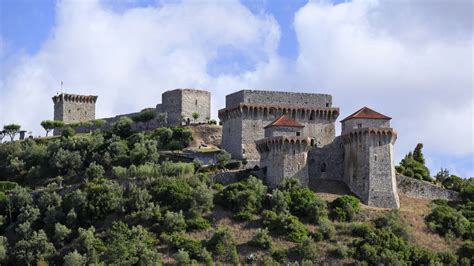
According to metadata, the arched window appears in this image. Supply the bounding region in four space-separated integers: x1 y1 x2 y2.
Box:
321 162 326 172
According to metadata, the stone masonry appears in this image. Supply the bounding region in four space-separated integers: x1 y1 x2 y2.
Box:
219 89 400 209
159 89 211 126
219 90 338 166
52 93 98 124
53 89 211 134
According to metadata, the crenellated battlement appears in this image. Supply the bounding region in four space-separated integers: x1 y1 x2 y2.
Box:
341 127 397 144
52 93 98 104
218 103 339 121
256 136 311 151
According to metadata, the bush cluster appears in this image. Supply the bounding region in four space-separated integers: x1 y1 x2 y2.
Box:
330 195 361 222
216 176 267 220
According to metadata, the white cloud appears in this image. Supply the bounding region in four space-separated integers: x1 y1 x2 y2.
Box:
1 0 472 176
291 0 473 161
0 0 279 133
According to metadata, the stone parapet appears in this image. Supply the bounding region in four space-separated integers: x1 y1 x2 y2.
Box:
341 127 397 144
218 103 339 121
52 93 98 104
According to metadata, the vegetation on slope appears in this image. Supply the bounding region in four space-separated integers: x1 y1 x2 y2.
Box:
0 126 472 265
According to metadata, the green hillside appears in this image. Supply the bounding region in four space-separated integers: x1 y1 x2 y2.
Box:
0 124 472 265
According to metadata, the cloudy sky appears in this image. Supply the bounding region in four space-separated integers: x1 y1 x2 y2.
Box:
1 0 472 177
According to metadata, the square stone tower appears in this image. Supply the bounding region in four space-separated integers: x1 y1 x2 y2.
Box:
219 90 339 166
340 107 400 209
52 93 98 124
161 89 211 126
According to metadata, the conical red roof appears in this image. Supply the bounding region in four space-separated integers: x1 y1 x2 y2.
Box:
264 115 304 129
340 107 391 122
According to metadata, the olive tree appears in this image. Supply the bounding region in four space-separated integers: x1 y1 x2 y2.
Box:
3 124 21 141
40 120 64 136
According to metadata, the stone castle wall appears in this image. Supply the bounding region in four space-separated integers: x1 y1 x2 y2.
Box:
396 175 459 201
308 137 344 183
162 90 183 125
225 90 332 108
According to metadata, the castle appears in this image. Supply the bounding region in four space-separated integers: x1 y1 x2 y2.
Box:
52 89 399 209
52 89 210 129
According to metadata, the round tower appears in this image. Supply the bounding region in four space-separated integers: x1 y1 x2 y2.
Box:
256 115 312 188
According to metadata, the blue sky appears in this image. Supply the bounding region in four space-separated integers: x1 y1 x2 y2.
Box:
1 0 472 177
1 0 310 60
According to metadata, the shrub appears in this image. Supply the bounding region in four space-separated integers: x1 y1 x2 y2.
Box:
190 184 214 215
53 223 71 246
457 241 474 260
318 218 336 240
250 228 272 250
159 161 194 178
84 178 123 221
174 249 191 265
166 233 203 260
113 116 133 138
426 205 469 238
207 226 239 263
270 189 290 213
217 176 267 220
61 127 75 138
163 210 187 233
332 243 350 259
351 223 373 237
112 166 128 180
63 250 87 266
216 151 231 168
186 215 211 231
276 178 328 223
330 195 361 222
374 210 410 240
85 162 105 180
262 210 309 242
12 230 56 265
104 222 159 265
152 178 192 211
297 236 318 261
271 249 288 263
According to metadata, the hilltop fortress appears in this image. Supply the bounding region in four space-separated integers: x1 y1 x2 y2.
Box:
52 89 400 208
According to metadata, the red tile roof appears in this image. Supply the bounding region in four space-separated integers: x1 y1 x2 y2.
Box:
340 107 391 122
264 115 305 129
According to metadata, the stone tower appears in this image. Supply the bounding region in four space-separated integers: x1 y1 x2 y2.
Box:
219 90 339 166
52 93 98 124
159 89 211 126
340 107 400 209
256 115 312 188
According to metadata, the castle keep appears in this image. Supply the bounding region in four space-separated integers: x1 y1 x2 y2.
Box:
52 93 98 124
218 90 338 166
219 90 399 209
